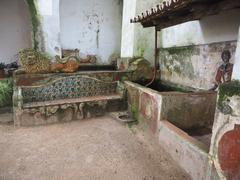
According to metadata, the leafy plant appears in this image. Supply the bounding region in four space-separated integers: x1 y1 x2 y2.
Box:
218 80 240 108
0 63 5 70
0 79 13 107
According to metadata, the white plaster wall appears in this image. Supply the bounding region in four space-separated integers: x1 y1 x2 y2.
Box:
133 0 163 64
121 0 137 58
0 0 31 63
36 0 61 57
162 9 240 48
60 0 123 64
232 27 240 80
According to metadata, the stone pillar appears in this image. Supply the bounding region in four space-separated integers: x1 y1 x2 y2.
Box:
121 0 137 58
209 26 240 180
26 0 61 57
36 0 61 57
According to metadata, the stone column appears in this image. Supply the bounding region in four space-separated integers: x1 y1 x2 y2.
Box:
209 26 240 180
121 0 137 58
36 0 61 57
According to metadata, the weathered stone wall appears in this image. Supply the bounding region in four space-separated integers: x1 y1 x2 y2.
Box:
159 41 237 90
161 92 217 130
35 0 61 56
26 0 61 57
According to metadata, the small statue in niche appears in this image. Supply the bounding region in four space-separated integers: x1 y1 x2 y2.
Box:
210 50 234 91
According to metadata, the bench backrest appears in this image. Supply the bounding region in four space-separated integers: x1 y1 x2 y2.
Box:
21 75 118 103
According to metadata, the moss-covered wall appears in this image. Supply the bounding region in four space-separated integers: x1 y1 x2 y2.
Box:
159 46 196 79
25 0 61 57
159 41 237 90
218 81 240 113
25 0 40 50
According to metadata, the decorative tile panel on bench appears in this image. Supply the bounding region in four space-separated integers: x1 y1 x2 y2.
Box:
22 75 118 103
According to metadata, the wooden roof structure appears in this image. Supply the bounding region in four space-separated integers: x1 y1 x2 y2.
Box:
130 0 240 30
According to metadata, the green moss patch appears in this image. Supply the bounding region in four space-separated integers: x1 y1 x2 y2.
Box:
131 99 139 121
218 81 240 108
127 99 139 129
159 46 196 78
0 78 13 107
26 0 40 50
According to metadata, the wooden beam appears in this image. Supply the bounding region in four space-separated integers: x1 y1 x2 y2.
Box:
140 0 240 29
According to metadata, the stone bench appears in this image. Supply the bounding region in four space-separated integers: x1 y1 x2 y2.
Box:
13 74 126 126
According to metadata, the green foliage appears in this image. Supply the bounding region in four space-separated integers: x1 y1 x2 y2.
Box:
0 63 6 70
26 0 40 50
131 99 138 121
137 47 145 57
128 99 139 129
0 79 13 107
218 80 240 108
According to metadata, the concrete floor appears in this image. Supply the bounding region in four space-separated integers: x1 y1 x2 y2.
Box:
0 115 191 180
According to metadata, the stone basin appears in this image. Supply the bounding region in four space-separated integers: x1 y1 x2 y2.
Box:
125 81 217 132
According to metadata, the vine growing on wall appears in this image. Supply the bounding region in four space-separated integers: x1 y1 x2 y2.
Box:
26 0 40 50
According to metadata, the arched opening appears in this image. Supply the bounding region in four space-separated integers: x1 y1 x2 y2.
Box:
0 0 32 64
60 0 123 64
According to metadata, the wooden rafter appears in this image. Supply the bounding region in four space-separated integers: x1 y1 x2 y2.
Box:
131 0 240 30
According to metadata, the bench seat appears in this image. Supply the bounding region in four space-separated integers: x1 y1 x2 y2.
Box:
23 94 122 108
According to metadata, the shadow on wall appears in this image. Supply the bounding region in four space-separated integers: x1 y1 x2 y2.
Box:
0 0 31 64
199 9 240 44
